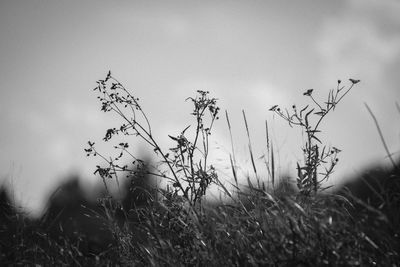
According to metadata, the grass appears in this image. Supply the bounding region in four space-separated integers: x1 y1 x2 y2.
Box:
1 72 399 266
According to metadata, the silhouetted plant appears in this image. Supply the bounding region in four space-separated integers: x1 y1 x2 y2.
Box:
269 79 360 196
6 71 400 265
85 71 220 208
80 72 399 266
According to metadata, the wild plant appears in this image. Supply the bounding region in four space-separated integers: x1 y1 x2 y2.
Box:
84 71 220 208
269 79 360 196
80 73 400 266
3 71 400 265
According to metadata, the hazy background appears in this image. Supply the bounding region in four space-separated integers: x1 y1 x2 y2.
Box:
1 0 399 215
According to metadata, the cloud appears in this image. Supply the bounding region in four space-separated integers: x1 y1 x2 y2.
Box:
314 0 400 178
317 0 400 82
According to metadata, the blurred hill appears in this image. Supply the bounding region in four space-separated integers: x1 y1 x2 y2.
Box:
0 162 157 263
337 160 400 235
1 159 399 263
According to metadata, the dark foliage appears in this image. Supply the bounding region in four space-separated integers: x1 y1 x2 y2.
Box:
1 73 398 265
0 165 156 265
41 177 115 256
1 163 400 265
338 161 400 241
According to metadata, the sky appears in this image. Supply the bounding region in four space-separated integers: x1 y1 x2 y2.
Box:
0 0 399 215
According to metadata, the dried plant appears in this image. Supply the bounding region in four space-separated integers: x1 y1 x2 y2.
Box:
84 71 220 207
3 72 398 266
269 79 360 196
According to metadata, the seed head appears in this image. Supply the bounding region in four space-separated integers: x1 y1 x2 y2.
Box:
303 89 313 96
349 78 360 84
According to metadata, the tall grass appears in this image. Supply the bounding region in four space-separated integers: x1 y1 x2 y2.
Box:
82 72 399 265
1 72 399 266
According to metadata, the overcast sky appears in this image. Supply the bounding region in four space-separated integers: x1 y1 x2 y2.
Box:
1 0 399 215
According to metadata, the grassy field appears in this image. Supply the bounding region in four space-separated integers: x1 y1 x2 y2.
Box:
1 73 399 266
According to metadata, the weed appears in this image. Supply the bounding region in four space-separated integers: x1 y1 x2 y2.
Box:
269 79 359 196
85 71 220 208
2 72 398 266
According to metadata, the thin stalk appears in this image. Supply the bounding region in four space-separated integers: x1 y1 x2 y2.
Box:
364 103 399 170
242 110 259 184
226 111 238 186
313 83 354 132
